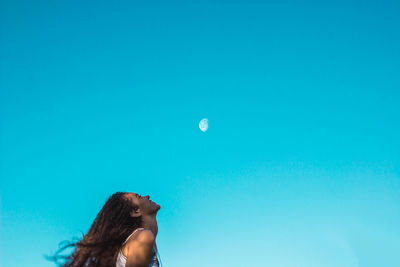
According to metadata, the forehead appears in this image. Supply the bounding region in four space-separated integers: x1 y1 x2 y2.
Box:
123 192 137 200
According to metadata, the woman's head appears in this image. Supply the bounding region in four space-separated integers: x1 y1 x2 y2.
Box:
52 191 158 267
123 192 161 218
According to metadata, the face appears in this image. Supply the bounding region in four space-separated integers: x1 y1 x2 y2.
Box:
124 192 161 216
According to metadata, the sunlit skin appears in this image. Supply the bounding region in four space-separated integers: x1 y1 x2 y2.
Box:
122 193 161 267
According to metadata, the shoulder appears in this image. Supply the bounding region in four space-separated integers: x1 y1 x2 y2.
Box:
126 229 155 245
134 229 155 244
124 229 156 265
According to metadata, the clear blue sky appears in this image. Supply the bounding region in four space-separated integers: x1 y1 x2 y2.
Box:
1 0 399 266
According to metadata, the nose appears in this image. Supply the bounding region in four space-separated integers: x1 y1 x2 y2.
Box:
144 195 150 200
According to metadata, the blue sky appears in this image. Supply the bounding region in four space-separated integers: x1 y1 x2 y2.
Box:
1 0 399 266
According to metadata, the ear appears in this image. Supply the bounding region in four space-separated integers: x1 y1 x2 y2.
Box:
130 208 142 218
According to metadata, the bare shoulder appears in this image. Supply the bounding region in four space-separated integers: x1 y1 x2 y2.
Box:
124 229 155 266
135 229 155 243
127 229 155 245
122 229 155 259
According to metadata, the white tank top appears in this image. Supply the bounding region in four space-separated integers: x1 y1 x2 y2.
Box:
115 228 160 267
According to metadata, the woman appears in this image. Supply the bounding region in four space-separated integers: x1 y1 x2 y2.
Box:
52 192 161 267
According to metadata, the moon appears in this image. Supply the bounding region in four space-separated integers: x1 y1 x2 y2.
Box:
199 118 208 132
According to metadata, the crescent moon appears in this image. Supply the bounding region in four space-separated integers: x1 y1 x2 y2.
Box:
199 118 208 132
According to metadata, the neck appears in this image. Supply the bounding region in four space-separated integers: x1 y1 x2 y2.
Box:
141 214 158 237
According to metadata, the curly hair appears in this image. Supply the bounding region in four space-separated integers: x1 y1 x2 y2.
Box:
49 192 142 267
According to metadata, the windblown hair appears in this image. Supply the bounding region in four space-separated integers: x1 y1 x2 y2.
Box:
50 192 142 267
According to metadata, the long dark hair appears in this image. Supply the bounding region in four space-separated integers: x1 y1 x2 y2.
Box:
49 192 142 267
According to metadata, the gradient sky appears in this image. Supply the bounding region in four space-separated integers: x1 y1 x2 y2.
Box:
1 0 400 266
